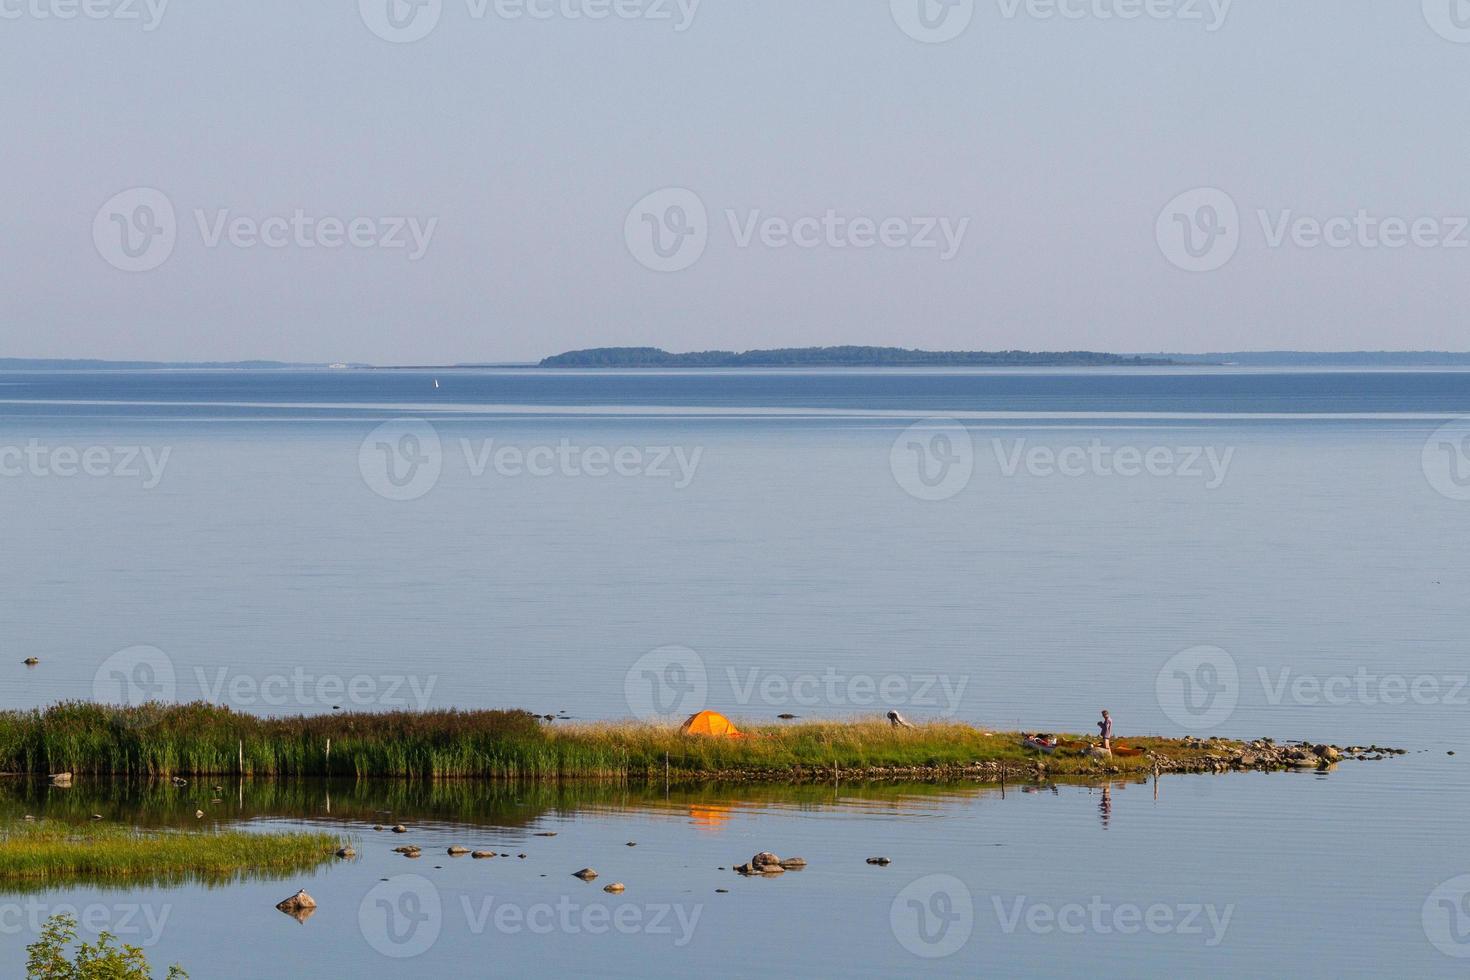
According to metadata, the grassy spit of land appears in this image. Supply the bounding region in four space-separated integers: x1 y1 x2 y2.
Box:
0 703 1396 782
0 821 338 885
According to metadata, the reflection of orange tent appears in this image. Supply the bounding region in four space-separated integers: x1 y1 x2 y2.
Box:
680 710 745 737
689 804 734 831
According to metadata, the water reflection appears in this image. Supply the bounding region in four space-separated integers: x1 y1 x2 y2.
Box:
0 774 1149 836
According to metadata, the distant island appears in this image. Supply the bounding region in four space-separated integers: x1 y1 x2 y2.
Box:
538 347 1177 368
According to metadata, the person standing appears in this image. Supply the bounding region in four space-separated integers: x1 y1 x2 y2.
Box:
1098 710 1113 751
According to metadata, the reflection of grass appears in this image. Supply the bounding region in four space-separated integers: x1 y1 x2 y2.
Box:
0 702 1227 780
0 821 338 887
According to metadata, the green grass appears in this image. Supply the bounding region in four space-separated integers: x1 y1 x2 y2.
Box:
0 820 338 886
0 702 1232 780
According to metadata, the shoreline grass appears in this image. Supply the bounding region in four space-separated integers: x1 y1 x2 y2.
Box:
0 821 338 886
0 702 1273 781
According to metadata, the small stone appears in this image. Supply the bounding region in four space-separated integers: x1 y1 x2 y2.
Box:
779 857 807 869
472 851 496 859
373 825 383 832
866 857 892 866
518 853 527 859
626 842 637 847
573 868 598 881
195 810 205 819
535 832 557 837
391 825 409 833
760 864 785 875
715 888 729 893
275 890 317 913
777 713 797 720
751 852 782 869
603 883 626 893
447 846 471 856
336 847 356 858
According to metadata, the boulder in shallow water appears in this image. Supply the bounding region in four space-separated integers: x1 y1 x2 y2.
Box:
751 852 782 869
603 883 626 893
276 890 317 913
573 868 598 881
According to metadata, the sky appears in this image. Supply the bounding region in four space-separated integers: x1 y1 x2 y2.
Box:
3 0 1469 364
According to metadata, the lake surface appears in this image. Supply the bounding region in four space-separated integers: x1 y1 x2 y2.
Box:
2 367 1469 976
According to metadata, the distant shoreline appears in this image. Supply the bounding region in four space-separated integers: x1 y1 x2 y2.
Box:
6 349 1470 371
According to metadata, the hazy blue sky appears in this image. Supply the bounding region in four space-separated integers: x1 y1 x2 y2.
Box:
3 1 1469 363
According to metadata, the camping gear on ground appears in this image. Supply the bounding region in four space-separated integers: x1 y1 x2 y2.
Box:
680 710 746 738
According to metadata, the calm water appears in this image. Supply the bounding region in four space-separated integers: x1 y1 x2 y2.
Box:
2 367 1469 976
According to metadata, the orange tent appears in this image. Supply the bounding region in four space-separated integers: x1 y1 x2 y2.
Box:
679 710 745 738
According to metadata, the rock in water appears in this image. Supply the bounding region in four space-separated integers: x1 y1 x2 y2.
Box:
276 890 317 913
573 868 598 881
472 851 496 859
447 846 471 856
779 857 807 869
603 883 626 893
751 852 782 870
335 847 356 859
391 825 409 833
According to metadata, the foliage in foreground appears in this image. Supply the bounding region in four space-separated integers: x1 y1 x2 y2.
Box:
25 913 186 979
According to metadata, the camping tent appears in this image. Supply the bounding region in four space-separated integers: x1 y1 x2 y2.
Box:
679 710 744 738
